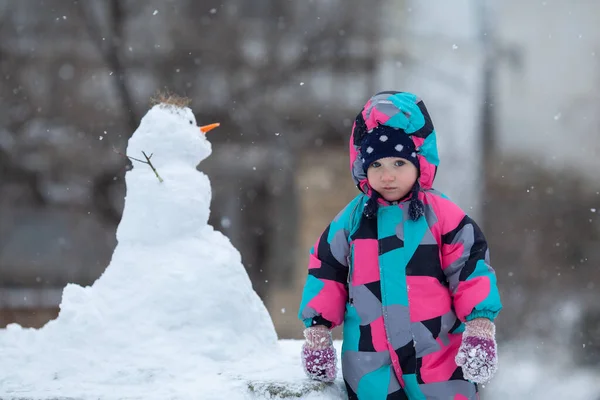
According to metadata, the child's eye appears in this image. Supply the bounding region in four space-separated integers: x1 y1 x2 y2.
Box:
395 160 406 167
370 161 381 168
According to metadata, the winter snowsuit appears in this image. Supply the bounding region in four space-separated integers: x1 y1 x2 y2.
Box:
298 92 502 400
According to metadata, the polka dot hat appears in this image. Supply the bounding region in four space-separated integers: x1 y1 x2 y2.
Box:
359 124 420 173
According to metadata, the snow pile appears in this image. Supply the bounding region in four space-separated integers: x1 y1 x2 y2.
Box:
0 104 345 399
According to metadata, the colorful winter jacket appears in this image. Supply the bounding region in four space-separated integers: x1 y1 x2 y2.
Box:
298 92 502 400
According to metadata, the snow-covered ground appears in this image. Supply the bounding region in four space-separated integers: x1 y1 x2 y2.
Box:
3 331 598 399
483 340 600 400
0 326 344 399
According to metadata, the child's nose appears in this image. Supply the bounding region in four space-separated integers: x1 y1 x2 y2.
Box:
381 170 395 181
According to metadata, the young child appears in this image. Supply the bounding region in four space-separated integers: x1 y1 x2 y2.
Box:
298 91 502 400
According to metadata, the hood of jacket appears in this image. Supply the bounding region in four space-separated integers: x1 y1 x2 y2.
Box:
349 91 440 195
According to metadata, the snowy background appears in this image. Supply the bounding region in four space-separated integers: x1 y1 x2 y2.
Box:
1 1 600 399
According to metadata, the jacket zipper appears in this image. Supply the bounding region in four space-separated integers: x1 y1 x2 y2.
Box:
347 243 354 305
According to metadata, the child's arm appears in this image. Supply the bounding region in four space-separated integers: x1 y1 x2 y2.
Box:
439 201 502 322
297 196 362 329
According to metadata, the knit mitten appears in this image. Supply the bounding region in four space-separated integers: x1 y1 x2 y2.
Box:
455 318 498 384
301 325 337 382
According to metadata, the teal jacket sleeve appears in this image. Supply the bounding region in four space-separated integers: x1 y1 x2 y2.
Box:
297 194 364 328
438 198 502 322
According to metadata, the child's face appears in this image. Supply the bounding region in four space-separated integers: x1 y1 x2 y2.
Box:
366 157 418 202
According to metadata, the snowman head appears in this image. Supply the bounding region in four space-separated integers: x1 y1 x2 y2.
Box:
127 104 218 169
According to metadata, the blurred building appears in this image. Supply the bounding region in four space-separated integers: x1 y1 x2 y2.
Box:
494 0 600 178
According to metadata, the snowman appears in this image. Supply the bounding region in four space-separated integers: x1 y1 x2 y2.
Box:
0 100 280 398
90 101 279 360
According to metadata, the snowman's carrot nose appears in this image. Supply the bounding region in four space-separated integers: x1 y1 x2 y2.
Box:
199 123 220 134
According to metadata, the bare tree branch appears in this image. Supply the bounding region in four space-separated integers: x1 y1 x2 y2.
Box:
77 0 138 133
